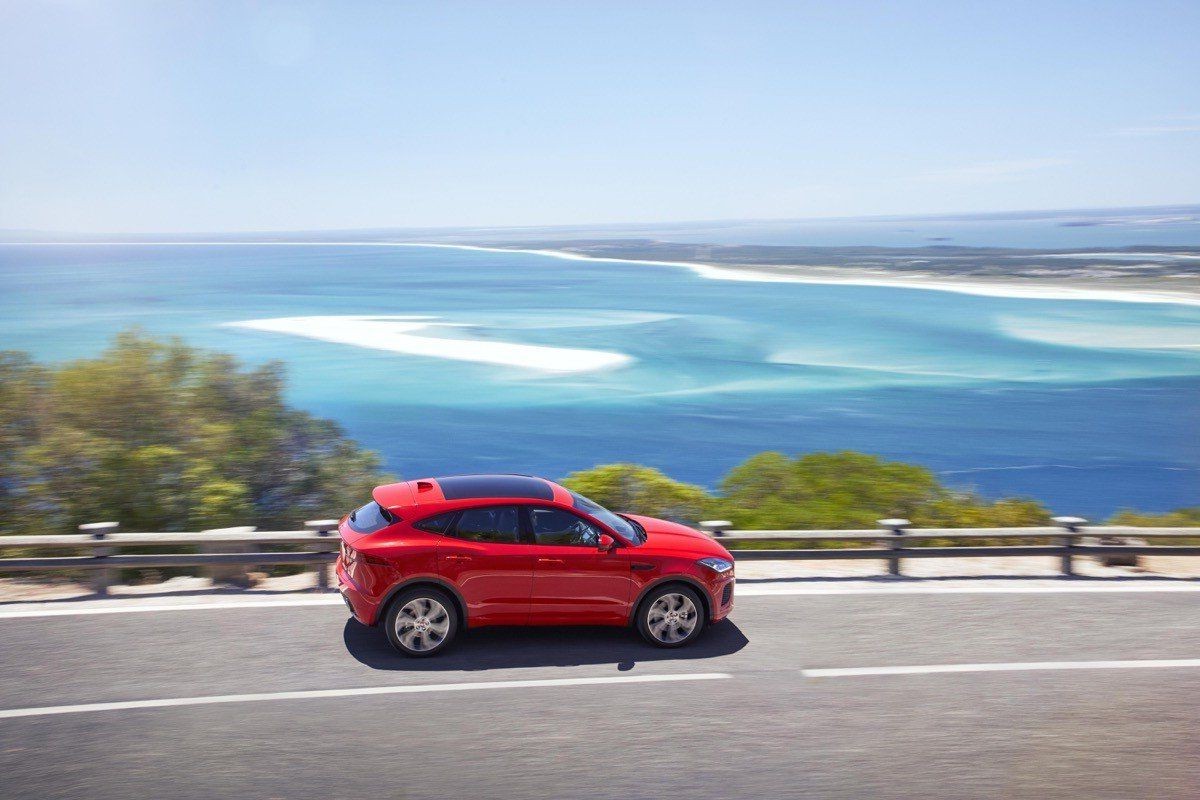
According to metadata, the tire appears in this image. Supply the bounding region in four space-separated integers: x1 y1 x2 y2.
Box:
636 584 706 648
384 587 459 657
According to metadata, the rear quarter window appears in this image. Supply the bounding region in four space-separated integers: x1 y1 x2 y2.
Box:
414 512 457 534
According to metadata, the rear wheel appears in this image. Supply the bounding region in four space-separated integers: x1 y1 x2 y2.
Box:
636 584 705 648
384 587 459 657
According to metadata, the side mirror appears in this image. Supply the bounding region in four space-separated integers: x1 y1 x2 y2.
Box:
597 534 615 552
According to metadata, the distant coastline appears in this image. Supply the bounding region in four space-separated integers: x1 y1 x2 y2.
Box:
5 238 1199 307
451 241 1200 308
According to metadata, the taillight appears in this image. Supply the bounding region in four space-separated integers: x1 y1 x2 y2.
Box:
341 541 385 571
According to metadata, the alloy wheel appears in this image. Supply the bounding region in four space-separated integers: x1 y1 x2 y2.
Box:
395 596 451 652
646 592 698 643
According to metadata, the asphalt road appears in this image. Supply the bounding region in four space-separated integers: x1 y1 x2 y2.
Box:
1 588 1198 800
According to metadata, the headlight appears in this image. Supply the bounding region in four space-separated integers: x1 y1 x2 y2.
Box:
697 557 733 574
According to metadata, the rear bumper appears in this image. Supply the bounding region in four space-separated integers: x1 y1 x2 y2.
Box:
337 559 380 625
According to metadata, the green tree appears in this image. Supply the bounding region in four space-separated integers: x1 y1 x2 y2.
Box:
560 463 712 523
560 452 1053 531
1107 507 1200 527
911 495 1050 528
0 353 49 533
0 330 390 535
719 451 950 529
719 451 1054 530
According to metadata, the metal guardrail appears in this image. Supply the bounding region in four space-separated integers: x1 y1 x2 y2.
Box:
697 517 1200 577
0 520 341 595
0 517 1196 594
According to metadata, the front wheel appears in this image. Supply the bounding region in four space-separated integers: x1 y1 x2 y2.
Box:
384 587 459 657
636 585 706 648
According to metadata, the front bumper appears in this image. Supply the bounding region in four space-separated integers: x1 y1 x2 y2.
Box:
707 574 735 621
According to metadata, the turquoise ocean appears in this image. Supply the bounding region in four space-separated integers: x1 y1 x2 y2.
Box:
1 239 1197 518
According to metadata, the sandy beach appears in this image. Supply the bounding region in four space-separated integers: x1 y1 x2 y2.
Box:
418 242 1200 308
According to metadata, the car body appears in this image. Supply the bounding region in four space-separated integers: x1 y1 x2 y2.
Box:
336 474 735 655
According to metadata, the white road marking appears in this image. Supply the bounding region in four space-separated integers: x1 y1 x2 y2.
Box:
0 597 345 618
0 673 731 720
803 659 1200 678
3 582 1199 619
739 583 1200 596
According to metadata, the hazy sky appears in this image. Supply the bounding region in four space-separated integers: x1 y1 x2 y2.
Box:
2 1 1197 233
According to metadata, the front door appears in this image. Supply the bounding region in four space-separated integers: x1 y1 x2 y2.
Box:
526 506 632 624
436 505 533 626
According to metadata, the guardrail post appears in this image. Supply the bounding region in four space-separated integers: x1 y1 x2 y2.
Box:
878 518 911 577
79 521 119 596
699 521 732 539
1053 516 1086 576
306 520 339 591
201 526 257 587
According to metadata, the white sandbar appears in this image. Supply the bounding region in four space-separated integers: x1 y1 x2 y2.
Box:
224 315 632 373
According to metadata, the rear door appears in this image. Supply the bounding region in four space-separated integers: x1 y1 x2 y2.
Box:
526 506 632 625
435 505 533 626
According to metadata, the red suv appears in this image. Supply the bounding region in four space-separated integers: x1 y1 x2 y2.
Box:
336 474 735 657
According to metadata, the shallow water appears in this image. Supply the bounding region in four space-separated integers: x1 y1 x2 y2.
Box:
1 243 1197 517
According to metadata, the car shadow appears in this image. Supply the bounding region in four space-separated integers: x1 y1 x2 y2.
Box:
343 617 749 672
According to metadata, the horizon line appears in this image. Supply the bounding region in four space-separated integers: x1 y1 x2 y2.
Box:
3 202 1198 239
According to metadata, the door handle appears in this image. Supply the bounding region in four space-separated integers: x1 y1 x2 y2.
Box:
537 558 564 565
444 555 472 562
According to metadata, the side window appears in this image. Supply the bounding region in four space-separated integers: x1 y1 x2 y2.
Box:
452 506 521 544
530 507 603 547
414 512 456 534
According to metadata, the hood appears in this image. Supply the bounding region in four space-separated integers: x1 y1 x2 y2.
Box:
624 514 733 560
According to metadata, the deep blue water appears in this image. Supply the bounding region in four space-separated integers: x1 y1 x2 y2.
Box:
1 242 1197 518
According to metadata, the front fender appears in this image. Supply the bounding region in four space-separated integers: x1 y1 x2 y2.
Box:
627 574 713 625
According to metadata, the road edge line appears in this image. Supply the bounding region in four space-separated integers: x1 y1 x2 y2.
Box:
803 659 1200 678
0 673 732 720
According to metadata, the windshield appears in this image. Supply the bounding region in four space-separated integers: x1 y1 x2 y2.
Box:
570 491 643 544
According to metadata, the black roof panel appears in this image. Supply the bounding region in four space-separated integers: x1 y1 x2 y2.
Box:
436 475 554 501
